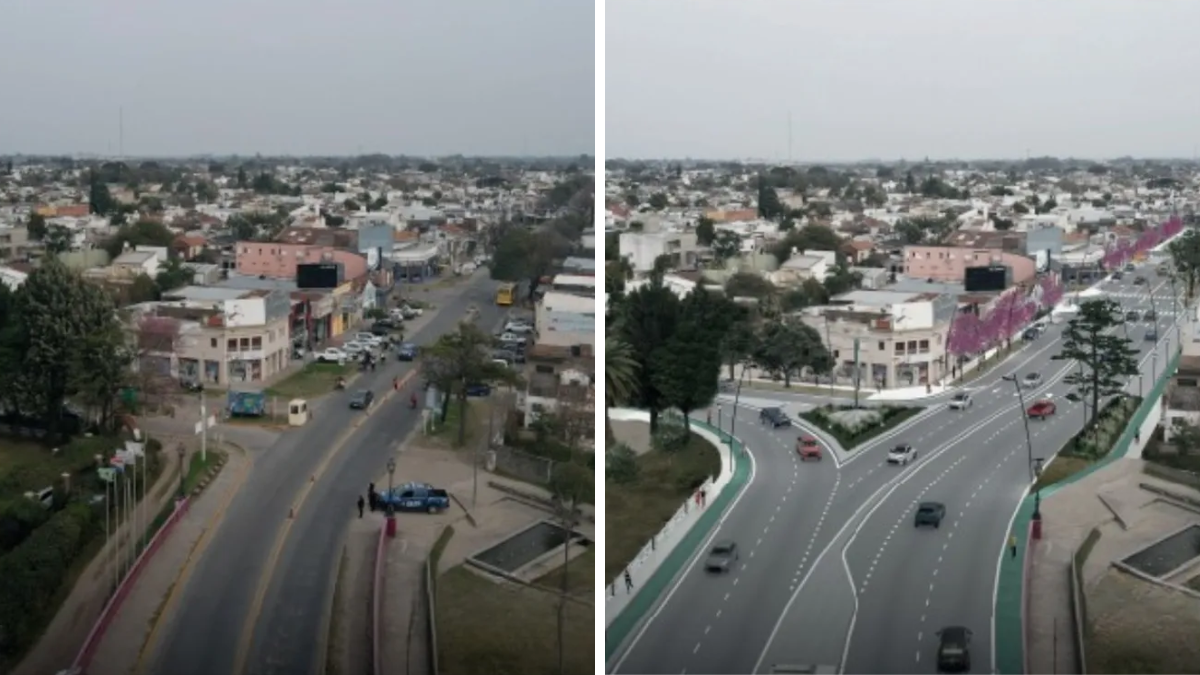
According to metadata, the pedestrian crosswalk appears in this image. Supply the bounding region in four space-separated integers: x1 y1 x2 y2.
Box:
1106 292 1183 303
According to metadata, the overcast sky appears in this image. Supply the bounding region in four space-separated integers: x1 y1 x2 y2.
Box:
607 0 1200 161
0 0 594 157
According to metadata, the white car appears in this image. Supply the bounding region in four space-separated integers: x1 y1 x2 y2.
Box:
353 332 384 346
887 444 918 465
317 348 348 363
505 322 534 334
343 341 367 354
401 304 423 318
498 332 527 345
948 392 973 410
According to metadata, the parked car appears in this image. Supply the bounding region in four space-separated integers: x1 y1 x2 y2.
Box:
497 332 527 345
399 304 423 319
465 383 492 397
317 348 348 363
349 390 375 410
1126 310 1141 321
1027 399 1056 420
796 436 822 461
343 342 367 355
504 321 534 334
354 332 384 347
377 482 450 513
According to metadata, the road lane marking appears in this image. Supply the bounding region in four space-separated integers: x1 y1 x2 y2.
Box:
233 369 415 675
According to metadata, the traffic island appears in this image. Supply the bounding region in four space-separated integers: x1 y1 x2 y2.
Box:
799 404 923 451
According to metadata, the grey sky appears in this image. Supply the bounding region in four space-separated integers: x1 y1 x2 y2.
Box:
0 0 594 157
607 0 1200 161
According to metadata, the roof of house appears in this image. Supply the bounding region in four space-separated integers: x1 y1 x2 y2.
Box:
782 255 825 270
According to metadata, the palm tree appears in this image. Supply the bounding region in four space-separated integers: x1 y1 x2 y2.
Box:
605 335 639 442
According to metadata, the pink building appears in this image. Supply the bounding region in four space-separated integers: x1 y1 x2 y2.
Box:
903 246 1035 285
235 242 368 281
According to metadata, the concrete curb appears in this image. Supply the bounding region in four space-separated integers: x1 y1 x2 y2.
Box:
73 496 192 672
1022 519 1035 675
372 522 387 675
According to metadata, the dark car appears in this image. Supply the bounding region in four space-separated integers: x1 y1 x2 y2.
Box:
1146 329 1158 341
1021 326 1042 341
914 502 946 528
1134 276 1148 285
396 343 419 361
759 407 791 428
465 383 491 397
349 389 375 409
370 321 393 336
705 541 739 573
1111 271 1123 280
1126 310 1141 321
1146 309 1158 321
936 625 972 672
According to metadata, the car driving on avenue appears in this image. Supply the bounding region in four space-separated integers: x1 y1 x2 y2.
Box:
1022 372 1042 387
759 407 791 428
796 436 822 461
705 541 738 573
349 389 375 410
1027 399 1056 420
947 392 972 410
914 501 946 528
887 443 917 465
936 626 973 672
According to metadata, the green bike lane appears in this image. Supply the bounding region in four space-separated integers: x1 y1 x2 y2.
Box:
994 348 1180 674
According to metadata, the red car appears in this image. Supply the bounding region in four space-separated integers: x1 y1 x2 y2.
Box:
797 436 822 461
1027 400 1057 420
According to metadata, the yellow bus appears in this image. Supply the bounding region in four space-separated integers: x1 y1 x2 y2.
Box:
495 283 516 306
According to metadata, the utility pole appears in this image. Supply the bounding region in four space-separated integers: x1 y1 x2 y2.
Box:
200 389 209 462
852 337 862 408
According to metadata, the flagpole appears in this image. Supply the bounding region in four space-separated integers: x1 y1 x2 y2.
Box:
104 476 111 592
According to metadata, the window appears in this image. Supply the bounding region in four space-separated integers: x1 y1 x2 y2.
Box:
227 339 237 351
239 337 250 350
907 340 917 353
895 342 905 354
878 341 885 351
833 350 840 359
919 339 930 353
251 336 262 350
210 338 217 348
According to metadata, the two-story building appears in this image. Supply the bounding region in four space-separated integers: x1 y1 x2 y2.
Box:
234 239 367 281
535 291 595 348
903 243 1036 285
800 289 958 389
137 285 294 386
520 342 594 435
618 230 702 274
0 225 32 262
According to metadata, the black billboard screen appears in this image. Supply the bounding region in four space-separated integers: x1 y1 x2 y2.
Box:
296 263 342 289
964 266 1009 292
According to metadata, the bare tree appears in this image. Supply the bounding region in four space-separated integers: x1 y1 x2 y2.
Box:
131 314 186 415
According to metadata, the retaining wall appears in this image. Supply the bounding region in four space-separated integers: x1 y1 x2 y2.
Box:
371 522 386 675
72 496 191 671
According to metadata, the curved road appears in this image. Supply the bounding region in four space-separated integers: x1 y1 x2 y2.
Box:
610 267 1184 675
148 273 508 675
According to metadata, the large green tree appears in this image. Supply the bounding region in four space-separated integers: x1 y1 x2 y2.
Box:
617 272 679 431
489 223 572 300
1168 229 1200 300
1052 298 1139 429
653 288 729 433
754 319 833 387
419 321 518 447
604 335 639 442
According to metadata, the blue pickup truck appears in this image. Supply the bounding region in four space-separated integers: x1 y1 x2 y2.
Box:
378 482 451 513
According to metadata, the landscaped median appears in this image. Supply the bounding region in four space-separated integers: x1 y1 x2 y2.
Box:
605 409 747 662
995 349 1181 675
799 404 923 451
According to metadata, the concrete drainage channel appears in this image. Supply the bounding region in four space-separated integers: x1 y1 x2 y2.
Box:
465 519 593 583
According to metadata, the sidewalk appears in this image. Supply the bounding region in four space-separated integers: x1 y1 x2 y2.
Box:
12 442 187 675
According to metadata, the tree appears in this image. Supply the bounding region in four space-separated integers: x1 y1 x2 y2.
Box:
770 224 843 264
104 219 175 259
653 289 728 434
1038 275 1064 309
987 290 1036 348
617 273 680 431
648 193 669 210
823 264 862 296
489 224 572 300
420 322 517 446
43 225 72 255
72 288 132 429
946 309 984 359
236 166 248 188
547 458 591 675
88 174 115 215
1168 229 1200 300
754 319 832 387
711 230 741 264
720 321 758 380
695 217 716 246
757 176 784 220
343 198 361 212
129 274 159 304
155 256 192 296
724 272 774 299
605 335 639 442
1052 298 1139 430
26 213 47 241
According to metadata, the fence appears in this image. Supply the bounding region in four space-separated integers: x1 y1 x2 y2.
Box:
491 445 555 484
1069 526 1103 675
1143 461 1200 490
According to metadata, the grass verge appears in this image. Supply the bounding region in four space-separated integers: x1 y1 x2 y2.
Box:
266 361 355 399
427 399 492 449
1034 397 1140 491
605 431 720 580
533 547 594 597
437 566 592 675
799 406 923 451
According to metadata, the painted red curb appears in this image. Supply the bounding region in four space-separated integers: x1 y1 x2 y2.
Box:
372 521 387 675
74 497 191 670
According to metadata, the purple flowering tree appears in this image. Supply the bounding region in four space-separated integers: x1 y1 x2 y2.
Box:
946 310 984 358
1039 274 1064 309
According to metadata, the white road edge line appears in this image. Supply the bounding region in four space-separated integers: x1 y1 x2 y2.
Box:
608 434 759 674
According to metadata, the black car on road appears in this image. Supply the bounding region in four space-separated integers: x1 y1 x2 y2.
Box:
349 389 375 410
936 625 972 672
759 407 791 428
705 541 739 573
914 501 946 528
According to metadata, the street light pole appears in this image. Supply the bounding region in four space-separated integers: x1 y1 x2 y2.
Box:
385 457 396 537
176 443 185 498
1003 375 1042 522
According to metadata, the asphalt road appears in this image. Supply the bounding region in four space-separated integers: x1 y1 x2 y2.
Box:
610 266 1186 675
149 273 509 675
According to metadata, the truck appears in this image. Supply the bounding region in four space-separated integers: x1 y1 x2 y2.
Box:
378 482 451 513
227 391 266 417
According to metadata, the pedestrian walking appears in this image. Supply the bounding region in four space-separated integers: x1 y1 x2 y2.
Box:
624 569 633 592
700 489 707 507
393 376 399 391
357 495 365 518
1009 533 1018 558
706 409 712 425
368 483 377 511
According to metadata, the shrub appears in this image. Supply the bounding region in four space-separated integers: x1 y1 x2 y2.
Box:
0 498 51 554
605 443 639 484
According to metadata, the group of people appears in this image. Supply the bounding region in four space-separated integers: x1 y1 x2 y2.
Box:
357 482 390 517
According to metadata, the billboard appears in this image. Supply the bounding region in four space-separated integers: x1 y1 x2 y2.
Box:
964 265 1009 292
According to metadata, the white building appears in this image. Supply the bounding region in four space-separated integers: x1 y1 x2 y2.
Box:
536 291 595 348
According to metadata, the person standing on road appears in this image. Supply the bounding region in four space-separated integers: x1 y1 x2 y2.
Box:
1009 533 1018 558
357 495 365 518
368 483 377 511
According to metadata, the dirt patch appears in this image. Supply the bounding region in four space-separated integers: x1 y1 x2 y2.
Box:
1087 566 1200 674
437 566 592 675
605 429 719 580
